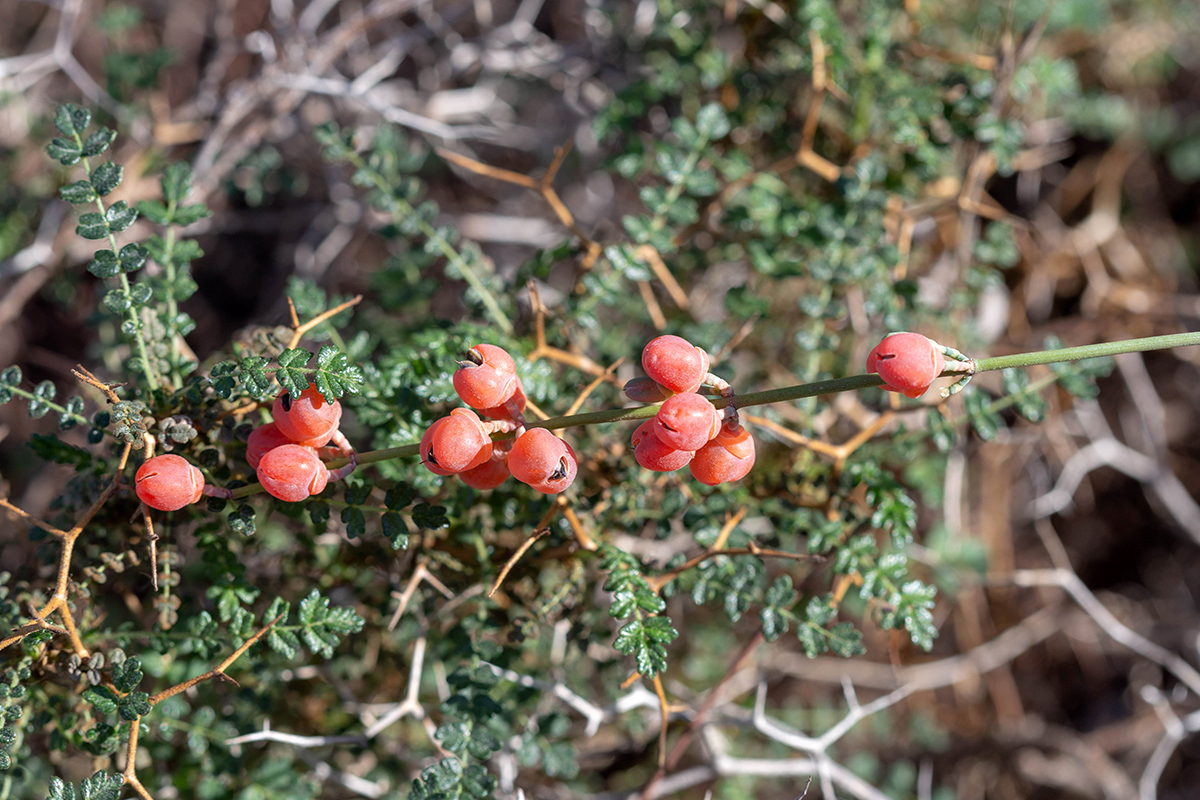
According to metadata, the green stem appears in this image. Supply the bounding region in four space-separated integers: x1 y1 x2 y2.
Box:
74 141 161 393
5 385 105 435
345 151 513 335
973 331 1200 370
227 332 1199 499
162 215 184 390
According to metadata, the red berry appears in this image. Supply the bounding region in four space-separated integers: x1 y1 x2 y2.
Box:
508 429 578 494
689 425 755 486
272 383 342 447
632 420 694 472
460 452 512 490
866 333 945 399
257 444 328 502
479 378 527 421
641 335 708 394
135 454 205 511
246 422 293 469
420 408 493 476
653 392 720 451
453 344 519 410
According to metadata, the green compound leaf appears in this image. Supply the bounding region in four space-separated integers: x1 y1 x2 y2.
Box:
76 212 110 240
228 504 256 536
384 483 415 510
59 180 97 204
87 250 120 278
46 771 124 800
129 283 153 306
267 629 299 660
760 575 799 642
796 595 865 658
276 348 312 398
46 138 83 166
313 121 357 161
313 344 364 402
964 388 1002 441
340 505 366 538
1002 368 1048 422
81 686 118 715
172 203 211 226
28 380 56 419
112 656 143 693
879 580 939 651
102 289 131 315
160 161 193 204
236 356 272 397
104 200 137 232
119 243 147 273
382 512 409 550
117 691 151 721
412 502 448 530
695 102 731 140
613 615 676 677
135 199 170 225
209 360 237 398
80 127 117 158
293 589 365 658
89 162 122 197
54 104 91 137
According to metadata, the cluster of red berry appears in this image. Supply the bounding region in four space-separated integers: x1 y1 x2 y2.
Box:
421 344 578 494
137 334 967 513
135 382 358 511
626 335 755 486
250 383 357 501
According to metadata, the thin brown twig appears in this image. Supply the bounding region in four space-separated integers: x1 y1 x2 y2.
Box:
286 295 363 350
71 364 120 403
149 613 283 704
437 143 603 268
0 497 68 537
3 441 134 656
652 674 670 767
645 543 818 593
637 280 668 331
488 528 551 597
142 505 159 591
639 629 766 800
635 246 690 310
559 499 597 551
526 280 612 378
123 719 153 799
388 563 455 631
711 315 760 365
711 507 748 552
564 358 624 417
437 147 539 189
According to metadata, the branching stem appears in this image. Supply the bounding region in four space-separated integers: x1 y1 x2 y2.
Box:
228 332 1200 499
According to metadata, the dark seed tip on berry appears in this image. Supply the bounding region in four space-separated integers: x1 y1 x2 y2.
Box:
462 347 484 366
280 394 293 412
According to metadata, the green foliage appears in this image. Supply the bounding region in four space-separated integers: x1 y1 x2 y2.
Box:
2 1 1181 791
45 772 124 800
600 546 678 677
